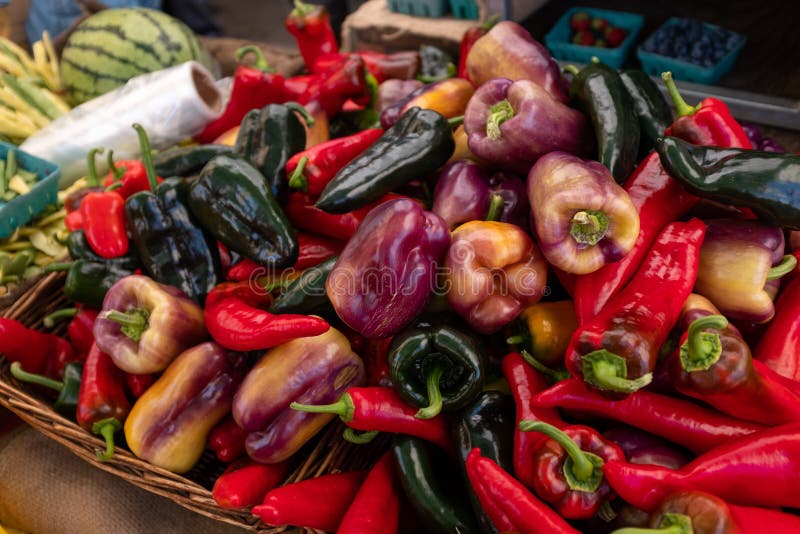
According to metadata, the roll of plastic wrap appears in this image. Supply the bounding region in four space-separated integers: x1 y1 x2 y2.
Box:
20 61 223 187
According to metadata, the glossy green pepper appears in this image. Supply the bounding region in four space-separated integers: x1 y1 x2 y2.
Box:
67 230 139 264
388 323 485 419
46 258 138 307
620 69 672 157
189 155 298 269
152 144 236 178
10 361 83 418
269 255 336 315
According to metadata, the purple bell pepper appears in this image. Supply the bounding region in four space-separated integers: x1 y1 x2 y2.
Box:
376 78 424 112
464 78 591 174
431 160 528 230
326 198 450 339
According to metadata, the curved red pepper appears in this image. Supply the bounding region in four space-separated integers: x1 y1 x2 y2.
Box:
283 74 316 102
204 281 330 352
337 452 401 534
285 0 339 72
0 318 76 379
298 54 369 119
212 458 289 510
208 415 248 463
755 276 800 382
67 308 98 359
226 232 342 281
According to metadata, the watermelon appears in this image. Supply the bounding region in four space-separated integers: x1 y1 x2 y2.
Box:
60 8 210 106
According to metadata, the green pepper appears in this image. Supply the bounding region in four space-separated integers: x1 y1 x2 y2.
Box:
452 391 516 534
269 255 336 315
152 144 235 178
126 176 222 303
316 107 455 214
388 323 485 420
189 155 298 269
46 258 138 307
234 103 307 198
391 434 481 534
657 136 800 230
567 60 640 183
10 361 83 418
66 230 139 264
620 69 672 158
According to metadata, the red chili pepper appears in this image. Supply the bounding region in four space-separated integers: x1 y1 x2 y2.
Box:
196 46 286 144
298 54 369 119
43 307 98 360
573 152 700 323
337 452 401 534
519 421 624 519
76 343 131 461
252 470 367 530
283 74 317 102
208 415 248 463
532 378 764 454
662 72 752 149
65 209 84 231
227 232 343 281
501 352 564 489
465 448 580 534
102 149 157 199
358 51 420 83
755 276 800 382
124 372 155 399
363 337 393 387
286 128 383 195
285 0 339 72
457 16 499 83
204 281 330 352
729 502 800 533
212 458 290 510
603 422 800 511
290 386 453 451
0 318 76 379
566 219 706 395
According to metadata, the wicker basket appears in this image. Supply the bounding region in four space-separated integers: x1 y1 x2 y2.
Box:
0 272 388 532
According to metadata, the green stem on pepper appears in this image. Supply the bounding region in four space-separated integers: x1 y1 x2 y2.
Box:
416 364 445 420
43 262 72 273
661 71 696 117
132 123 158 191
485 193 504 221
520 349 570 381
611 512 693 534
448 115 464 127
10 361 63 391
288 155 309 191
102 309 150 342
562 64 580 76
92 417 122 461
570 210 610 246
766 254 798 280
43 307 78 328
284 101 315 128
680 315 728 372
291 396 355 420
107 149 125 180
342 428 379 444
235 45 275 72
291 0 316 17
486 99 514 141
581 349 653 394
85 147 104 187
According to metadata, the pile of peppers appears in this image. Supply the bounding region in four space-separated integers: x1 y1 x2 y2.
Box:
6 4 800 533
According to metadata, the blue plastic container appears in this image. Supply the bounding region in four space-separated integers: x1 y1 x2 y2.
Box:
0 143 61 239
449 0 479 19
636 18 746 85
388 0 449 17
544 7 644 69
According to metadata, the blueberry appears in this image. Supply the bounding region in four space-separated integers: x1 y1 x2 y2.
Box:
702 57 714 67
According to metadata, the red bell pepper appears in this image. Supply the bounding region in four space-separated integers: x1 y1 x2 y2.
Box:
566 219 706 394
212 458 289 510
501 352 564 489
337 452 401 534
465 448 580 534
103 149 158 199
298 54 369 119
285 0 339 72
43 307 98 360
252 470 367 531
208 415 248 463
532 378 764 454
603 422 800 511
196 46 286 144
520 421 624 519
662 72 752 149
286 128 383 195
573 152 699 323
283 74 316 102
290 386 452 451
204 281 330 352
80 148 129 259
457 16 499 83
755 276 800 382
76 343 131 461
226 232 343 281
0 318 76 379
64 210 84 231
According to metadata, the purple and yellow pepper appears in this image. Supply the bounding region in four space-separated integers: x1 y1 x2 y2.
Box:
527 152 640 275
380 77 474 128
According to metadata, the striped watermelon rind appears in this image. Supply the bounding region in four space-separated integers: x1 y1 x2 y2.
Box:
61 8 208 106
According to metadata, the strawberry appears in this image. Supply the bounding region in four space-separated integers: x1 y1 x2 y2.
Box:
605 27 628 47
570 11 591 31
591 17 609 32
572 30 595 46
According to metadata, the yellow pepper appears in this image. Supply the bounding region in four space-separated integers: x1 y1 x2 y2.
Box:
509 301 578 368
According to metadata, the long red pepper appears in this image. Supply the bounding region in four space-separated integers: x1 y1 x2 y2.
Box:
286 128 383 195
290 386 452 451
602 422 800 511
337 452 401 534
208 415 248 463
465 448 580 534
124 372 155 399
566 219 706 394
43 307 97 363
532 378 764 454
573 152 699 323
252 470 367 531
283 74 316 102
226 232 343 281
80 148 129 259
0 318 76 379
204 281 330 351
212 458 289 510
728 503 800 533
298 54 369 119
285 0 339 72
501 352 564 489
76 343 131 461
755 276 800 381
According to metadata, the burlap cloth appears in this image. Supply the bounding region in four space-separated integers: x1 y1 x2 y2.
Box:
0 427 248 534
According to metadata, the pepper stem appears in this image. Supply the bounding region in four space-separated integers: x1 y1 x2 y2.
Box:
506 335 525 345
448 115 464 127
485 193 504 221
767 254 798 280
43 262 73 273
481 14 500 30
85 147 104 187
520 349 570 381
284 101 316 128
342 428 379 444
486 99 514 141
581 350 653 394
102 308 150 342
235 45 275 72
415 364 444 420
611 513 693 534
43 307 78 328
10 362 64 392
132 123 158 191
570 210 610 246
518 420 604 492
92 418 122 462
288 156 309 191
562 64 580 76
107 149 125 180
292 0 316 17
661 72 696 117
290 393 355 422
680 315 728 372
